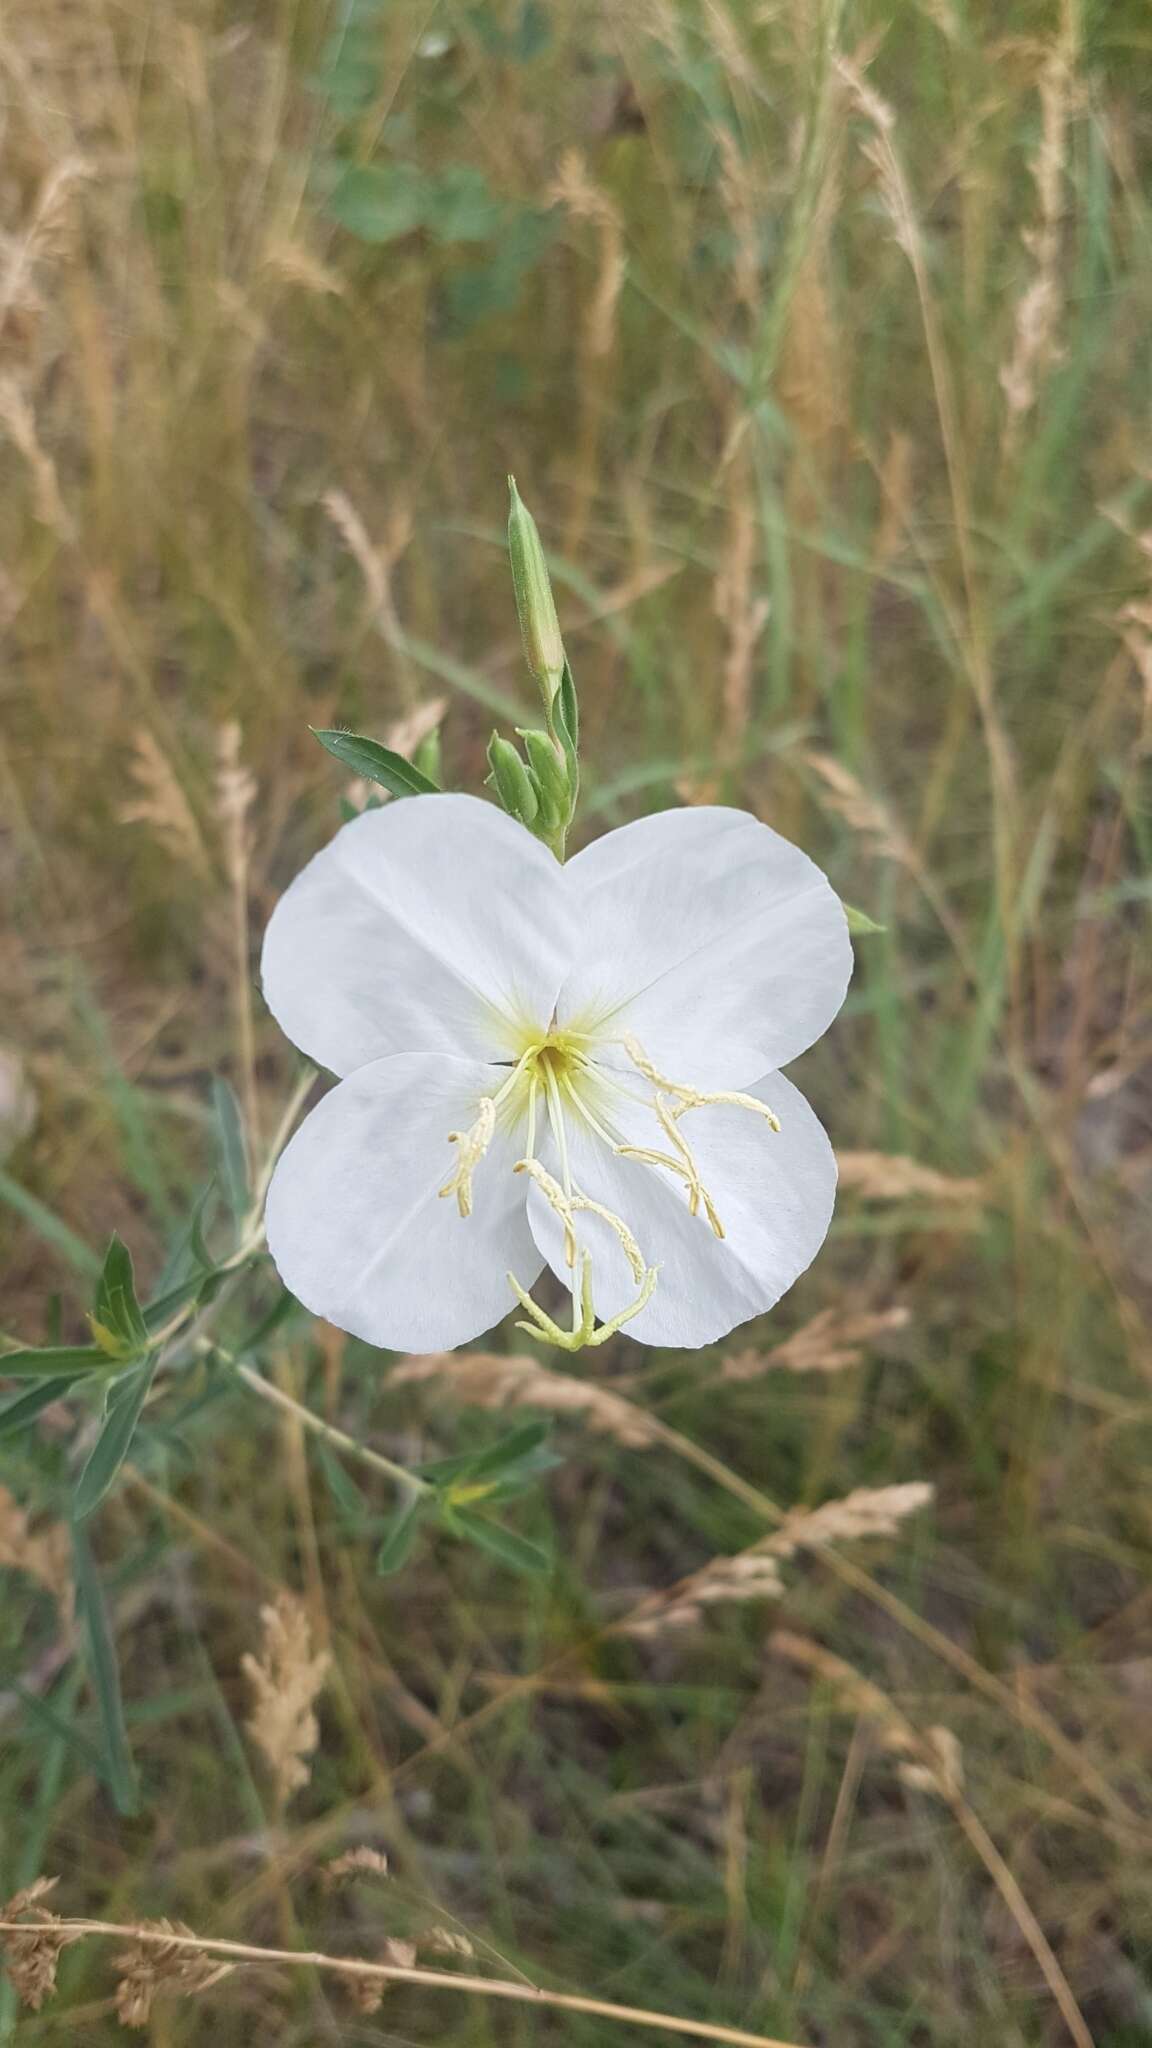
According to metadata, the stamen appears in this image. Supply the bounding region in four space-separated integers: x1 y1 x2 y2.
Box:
619 1032 782 1132
438 1095 496 1217
515 1157 647 1283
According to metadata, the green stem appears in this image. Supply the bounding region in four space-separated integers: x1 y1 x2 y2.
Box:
233 1359 430 1500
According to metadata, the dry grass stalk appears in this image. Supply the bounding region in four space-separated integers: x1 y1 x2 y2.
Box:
768 1482 934 1561
768 1633 1093 2048
119 731 211 876
323 486 414 645
0 1485 73 1629
624 1485 932 1639
999 12 1079 441
549 150 625 362
0 1878 80 2011
241 1592 329 1807
0 377 73 541
0 1904 830 2045
836 1151 985 1204
391 1352 662 1451
713 438 770 756
425 1928 476 1958
216 721 259 1144
114 1919 233 2028
723 1305 911 1381
322 1847 389 1889
802 749 911 863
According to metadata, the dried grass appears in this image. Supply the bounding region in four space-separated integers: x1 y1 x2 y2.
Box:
114 1919 232 2028
0 1485 73 1629
624 1483 932 1639
119 731 211 877
391 1351 662 1450
723 1305 911 1382
999 11 1079 443
835 1152 986 1204
0 1878 80 2011
241 1592 329 1808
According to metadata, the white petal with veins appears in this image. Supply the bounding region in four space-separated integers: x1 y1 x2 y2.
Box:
262 794 574 1078
556 806 852 1089
266 1053 542 1352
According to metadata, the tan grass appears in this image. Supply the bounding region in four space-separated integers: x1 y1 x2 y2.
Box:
623 1483 933 1639
391 1351 663 1450
723 1305 911 1381
835 1152 986 1204
114 1919 232 2029
241 1592 329 1808
0 1485 72 1630
0 1878 80 2012
119 731 211 877
999 9 1080 445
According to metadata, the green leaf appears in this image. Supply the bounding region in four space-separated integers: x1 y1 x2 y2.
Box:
311 728 441 798
212 1078 251 1222
416 1419 553 1487
71 1518 140 1814
12 1680 111 1781
450 1510 551 1577
843 901 887 936
74 1357 159 1520
0 1376 85 1440
141 1271 214 1335
315 1442 370 1525
425 164 500 243
328 162 426 243
376 1493 429 1575
0 1344 110 1377
91 1234 148 1358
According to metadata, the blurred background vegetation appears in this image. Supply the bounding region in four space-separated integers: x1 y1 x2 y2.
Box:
1 0 1151 2040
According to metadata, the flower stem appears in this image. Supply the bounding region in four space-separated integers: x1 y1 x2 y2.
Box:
233 1360 430 1500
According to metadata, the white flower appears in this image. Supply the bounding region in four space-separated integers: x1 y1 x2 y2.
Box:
261 795 851 1353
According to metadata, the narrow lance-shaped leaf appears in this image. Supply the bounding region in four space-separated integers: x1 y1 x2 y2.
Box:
90 1234 148 1358
450 1508 551 1578
311 728 441 798
74 1355 159 1520
0 1375 87 1441
376 1493 429 1576
71 1517 140 1815
0 1345 112 1378
212 1078 251 1222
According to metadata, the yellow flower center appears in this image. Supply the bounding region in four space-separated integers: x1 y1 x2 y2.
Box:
438 1023 782 1351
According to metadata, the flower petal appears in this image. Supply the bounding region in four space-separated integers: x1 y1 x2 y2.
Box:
262 795 572 1077
557 807 852 1088
525 1071 836 1348
265 1055 541 1352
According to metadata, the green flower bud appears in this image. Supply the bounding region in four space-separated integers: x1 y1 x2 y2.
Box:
507 476 565 711
487 732 539 827
519 727 571 828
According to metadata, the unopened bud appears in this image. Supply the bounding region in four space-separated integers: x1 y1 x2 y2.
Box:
487 732 539 827
507 476 565 709
519 728 571 829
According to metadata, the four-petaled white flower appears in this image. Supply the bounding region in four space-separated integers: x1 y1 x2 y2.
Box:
262 796 851 1353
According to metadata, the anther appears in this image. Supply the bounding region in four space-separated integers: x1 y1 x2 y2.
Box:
439 1095 497 1217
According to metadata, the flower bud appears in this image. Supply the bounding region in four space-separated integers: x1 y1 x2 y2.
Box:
507 476 565 710
519 728 571 829
487 732 539 828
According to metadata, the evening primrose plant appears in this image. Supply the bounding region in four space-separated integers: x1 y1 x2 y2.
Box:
0 484 852 1672
266 483 851 1356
